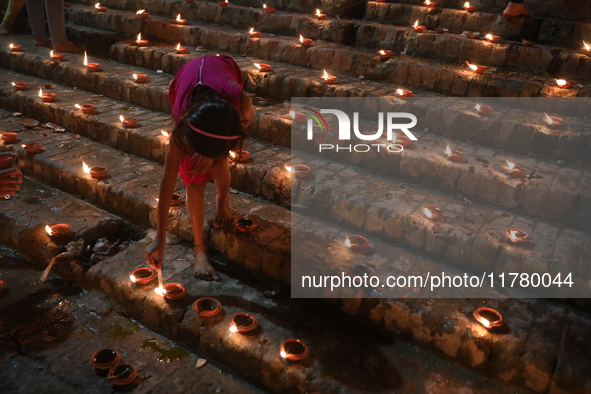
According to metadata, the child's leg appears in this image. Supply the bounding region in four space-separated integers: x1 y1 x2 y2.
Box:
208 157 233 227
186 180 221 281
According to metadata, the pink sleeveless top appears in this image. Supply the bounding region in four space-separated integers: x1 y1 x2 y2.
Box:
168 55 244 185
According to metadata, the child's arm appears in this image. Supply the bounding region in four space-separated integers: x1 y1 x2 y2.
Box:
144 141 183 270
241 92 254 130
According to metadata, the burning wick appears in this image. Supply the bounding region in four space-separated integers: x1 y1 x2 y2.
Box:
378 50 393 59
95 3 106 12
321 69 337 84
583 41 591 54
154 286 167 296
176 14 187 25
502 160 525 178
84 51 100 71
161 129 171 138
485 34 500 43
423 0 436 7
444 145 464 162
412 20 426 33
554 79 572 88
503 228 529 243
136 33 148 47
473 307 503 329
463 2 476 12
299 34 312 47
421 206 442 220
248 28 260 38
136 9 149 17
229 326 238 333
175 43 188 54
254 63 272 72
466 61 487 74
315 9 327 20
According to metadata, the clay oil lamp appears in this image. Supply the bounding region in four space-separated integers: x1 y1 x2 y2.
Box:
502 160 525 178
1 132 18 143
219 0 228 6
521 39 535 47
22 142 42 153
130 267 156 285
396 88 413 97
435 27 449 34
84 51 100 71
95 3 107 12
378 50 393 59
583 41 591 55
133 73 149 83
474 103 493 116
463 2 476 12
280 339 309 361
107 364 137 386
345 235 369 252
12 82 28 91
136 9 149 18
290 110 307 123
254 62 272 72
229 313 258 333
193 297 222 317
161 283 186 300
466 61 487 74
161 129 171 139
38 88 57 102
412 20 426 33
321 69 338 84
136 33 149 47
45 223 71 237
236 218 256 232
315 9 327 20
75 103 97 114
444 145 464 162
175 14 187 25
230 149 251 163
395 134 413 147
120 114 138 128
285 164 311 178
175 43 188 54
82 161 109 179
543 113 564 128
421 205 443 220
503 228 529 243
484 34 501 43
9 43 21 52
263 4 275 13
50 50 64 61
299 35 313 47
21 119 39 128
554 79 572 89
248 28 260 38
90 349 121 370
473 307 504 330
423 0 436 7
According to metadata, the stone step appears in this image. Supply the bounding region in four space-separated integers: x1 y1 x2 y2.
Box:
56 4 591 97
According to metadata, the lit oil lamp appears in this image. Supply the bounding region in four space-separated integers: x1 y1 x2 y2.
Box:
474 103 493 115
136 33 149 47
396 88 413 97
38 88 57 102
160 283 186 300
219 0 228 6
285 163 311 178
321 69 338 84
175 43 188 54
444 145 464 162
299 35 313 47
412 20 426 33
345 235 369 252
22 142 42 153
543 113 564 128
1 132 18 143
466 61 487 74
9 43 21 52
50 50 64 61
263 4 275 13
280 339 309 361
12 82 28 91
83 161 109 179
554 79 572 89
485 34 501 43
120 114 138 127
315 9 327 20
394 134 413 147
193 297 222 317
378 50 393 59
503 228 529 243
230 149 251 163
75 103 97 114
130 267 156 285
136 9 149 18
473 307 504 330
45 223 71 237
229 313 258 333
248 28 260 38
502 160 525 178
133 73 149 83
176 14 187 25
254 62 272 72
84 51 100 71
421 205 443 220
95 3 107 12
423 0 436 7
583 41 591 55
236 218 256 232
463 2 476 12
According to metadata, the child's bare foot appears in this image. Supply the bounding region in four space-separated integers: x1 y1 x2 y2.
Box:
193 246 221 281
53 40 83 52
0 21 13 36
214 197 234 228
503 2 532 19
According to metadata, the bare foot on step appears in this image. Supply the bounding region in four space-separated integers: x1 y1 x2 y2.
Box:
193 245 221 282
214 197 234 228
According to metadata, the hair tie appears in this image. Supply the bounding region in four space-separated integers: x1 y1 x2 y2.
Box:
186 122 241 140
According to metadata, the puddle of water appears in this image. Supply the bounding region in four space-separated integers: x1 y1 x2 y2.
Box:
106 320 141 340
141 338 190 363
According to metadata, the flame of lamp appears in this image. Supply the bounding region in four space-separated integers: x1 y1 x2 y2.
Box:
412 21 426 33
248 28 260 38
543 113 564 128
95 3 107 12
444 146 464 162
379 50 393 59
321 70 338 84
136 9 149 17
463 2 476 12
396 89 413 97
424 0 436 7
583 41 591 54
485 34 501 43
555 79 572 89
280 339 309 361
263 4 275 13
316 9 327 20
219 0 228 6
466 61 487 74
473 307 503 329
421 205 443 220
502 161 525 178
175 44 188 54
161 129 171 138
503 228 529 243
176 14 187 24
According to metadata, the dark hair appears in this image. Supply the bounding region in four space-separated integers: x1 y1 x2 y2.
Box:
172 85 245 159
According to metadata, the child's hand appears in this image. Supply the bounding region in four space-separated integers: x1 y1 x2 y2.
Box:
144 239 165 270
189 154 213 175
